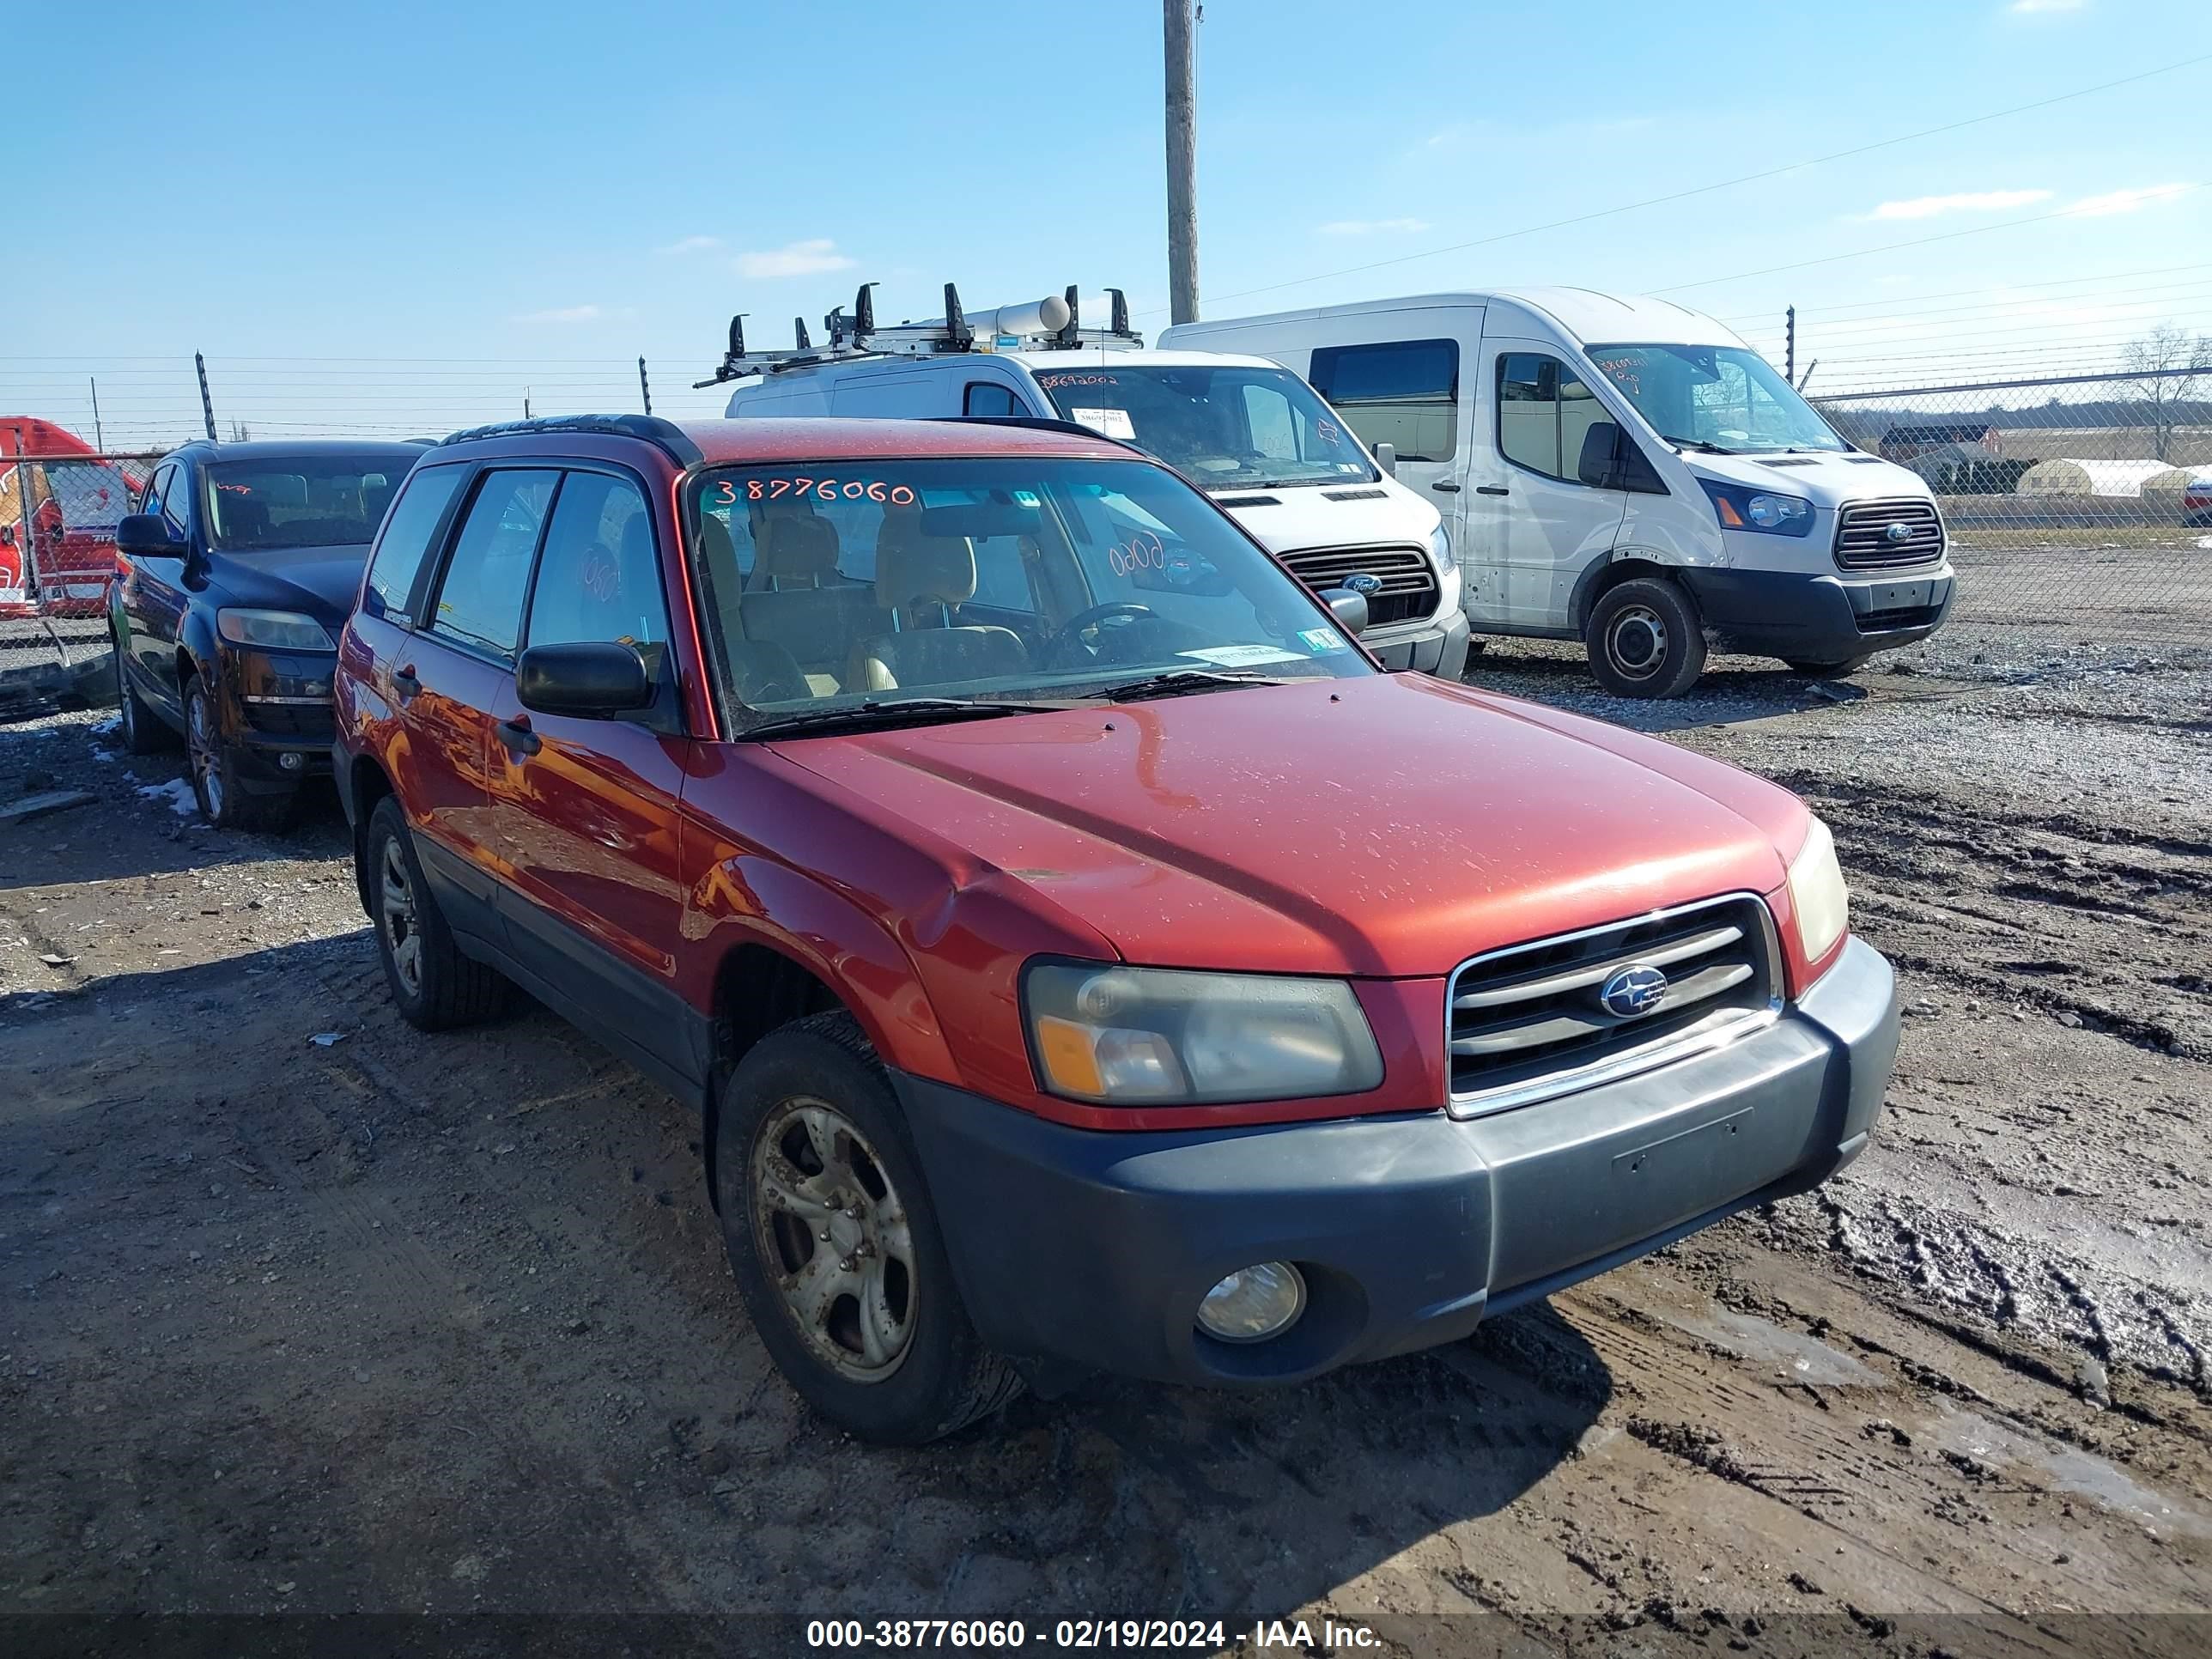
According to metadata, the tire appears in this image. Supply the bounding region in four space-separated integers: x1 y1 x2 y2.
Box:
714 1011 1023 1445
365 795 507 1030
183 674 295 831
1784 655 1873 680
1584 577 1708 699
112 635 173 756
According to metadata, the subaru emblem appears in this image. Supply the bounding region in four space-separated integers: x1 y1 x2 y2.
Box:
1600 964 1669 1018
1883 521 1911 543
1342 572 1384 596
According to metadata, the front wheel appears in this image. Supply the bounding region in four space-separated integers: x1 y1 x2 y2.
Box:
715 1012 1022 1444
184 676 294 830
1785 655 1873 680
1584 577 1707 699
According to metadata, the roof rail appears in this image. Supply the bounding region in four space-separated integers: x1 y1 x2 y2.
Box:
696 280 1143 387
435 413 701 464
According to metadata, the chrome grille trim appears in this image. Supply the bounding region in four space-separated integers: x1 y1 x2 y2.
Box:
1834 497 1945 572
1443 893 1784 1120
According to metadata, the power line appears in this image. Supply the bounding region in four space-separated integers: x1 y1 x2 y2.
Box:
1148 52 2212 317
1714 261 2212 323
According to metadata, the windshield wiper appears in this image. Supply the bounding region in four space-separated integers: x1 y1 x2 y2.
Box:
1097 668 1289 702
1658 434 1735 455
738 696 1091 740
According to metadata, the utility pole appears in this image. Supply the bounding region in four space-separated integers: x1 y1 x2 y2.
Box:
1164 0 1200 325
88 377 104 451
194 354 217 442
1784 306 1796 384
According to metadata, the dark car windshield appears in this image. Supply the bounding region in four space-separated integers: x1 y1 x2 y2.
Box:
684 457 1370 728
1033 364 1376 489
204 456 417 551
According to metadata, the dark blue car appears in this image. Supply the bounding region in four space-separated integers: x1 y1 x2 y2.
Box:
110 438 428 829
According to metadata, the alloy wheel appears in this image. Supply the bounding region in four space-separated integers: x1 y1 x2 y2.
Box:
379 838 424 997
750 1097 917 1382
185 687 224 820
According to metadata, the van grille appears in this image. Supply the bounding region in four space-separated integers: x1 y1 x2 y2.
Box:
1276 544 1439 627
1445 895 1781 1114
1835 498 1944 571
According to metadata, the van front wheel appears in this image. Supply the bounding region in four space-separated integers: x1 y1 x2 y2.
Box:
1585 577 1706 699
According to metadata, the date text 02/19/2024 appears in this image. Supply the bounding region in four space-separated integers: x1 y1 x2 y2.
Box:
803 1617 1383 1650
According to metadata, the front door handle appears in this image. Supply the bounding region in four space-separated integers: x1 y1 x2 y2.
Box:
1475 485 1511 496
495 715 541 758
392 663 421 702
1431 480 1462 493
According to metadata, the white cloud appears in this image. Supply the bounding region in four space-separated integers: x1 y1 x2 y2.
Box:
2063 182 2191 217
733 238 858 279
657 234 722 255
2008 0 2085 13
1866 188 2051 221
512 304 602 324
1317 217 1431 236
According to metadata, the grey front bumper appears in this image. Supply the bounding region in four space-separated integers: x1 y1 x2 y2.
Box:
896 938 1897 1387
1365 606 1472 678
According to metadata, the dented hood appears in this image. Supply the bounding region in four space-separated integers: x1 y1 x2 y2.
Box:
774 673 1803 978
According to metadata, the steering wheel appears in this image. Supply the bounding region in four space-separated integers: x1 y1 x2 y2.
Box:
1042 602 1158 665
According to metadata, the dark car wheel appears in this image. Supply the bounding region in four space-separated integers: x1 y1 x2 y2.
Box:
365 795 507 1031
1785 655 1873 680
1584 576 1708 699
714 1012 1023 1445
183 675 294 831
112 636 173 756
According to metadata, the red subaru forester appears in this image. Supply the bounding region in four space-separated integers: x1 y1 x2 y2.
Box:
331 413 1897 1444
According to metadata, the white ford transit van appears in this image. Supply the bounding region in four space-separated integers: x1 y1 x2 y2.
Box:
1163 289 1954 696
708 287 1471 678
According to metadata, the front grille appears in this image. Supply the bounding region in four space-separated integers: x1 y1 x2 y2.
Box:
1834 497 1944 571
1445 895 1780 1113
1276 544 1439 627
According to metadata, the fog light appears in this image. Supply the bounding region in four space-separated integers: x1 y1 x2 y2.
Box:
1195 1261 1306 1343
278 750 305 772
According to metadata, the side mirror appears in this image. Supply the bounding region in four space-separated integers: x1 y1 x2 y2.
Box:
1371 441 1397 477
1576 422 1669 495
1320 587 1370 634
116 514 180 557
516 641 653 719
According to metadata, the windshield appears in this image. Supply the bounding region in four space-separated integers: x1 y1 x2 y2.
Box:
205 456 417 551
684 457 1370 727
1587 343 1848 454
1032 364 1376 489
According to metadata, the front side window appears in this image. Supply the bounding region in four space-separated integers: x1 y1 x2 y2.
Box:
363 465 465 623
1497 352 1608 483
1588 343 1847 454
429 469 558 659
204 455 418 551
143 465 172 519
157 465 193 532
1308 339 1459 464
1033 365 1373 488
686 459 1370 724
524 471 668 672
963 381 1024 418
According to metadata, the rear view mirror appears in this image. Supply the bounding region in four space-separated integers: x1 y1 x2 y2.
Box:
516 641 653 719
1372 441 1397 477
116 514 179 557
1320 587 1370 633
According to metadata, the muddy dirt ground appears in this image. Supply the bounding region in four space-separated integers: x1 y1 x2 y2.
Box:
3 642 2209 1657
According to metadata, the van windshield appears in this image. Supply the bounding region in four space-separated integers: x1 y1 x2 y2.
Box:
1587 343 1849 454
1032 365 1376 489
684 456 1369 729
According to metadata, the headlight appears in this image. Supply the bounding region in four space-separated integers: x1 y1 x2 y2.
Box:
1787 815 1850 966
1699 481 1814 538
1428 524 1454 570
1024 962 1385 1105
217 608 335 650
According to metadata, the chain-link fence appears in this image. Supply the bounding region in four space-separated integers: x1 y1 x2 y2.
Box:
1 438 157 712
1812 368 2210 664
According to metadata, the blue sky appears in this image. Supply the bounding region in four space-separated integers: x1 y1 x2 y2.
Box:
12 0 2209 443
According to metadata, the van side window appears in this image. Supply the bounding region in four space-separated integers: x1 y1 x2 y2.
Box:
362 465 465 623
1308 339 1458 462
428 469 559 659
1497 353 1608 484
963 382 1024 418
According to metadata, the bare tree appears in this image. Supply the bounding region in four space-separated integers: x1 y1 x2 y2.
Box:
2120 323 2212 462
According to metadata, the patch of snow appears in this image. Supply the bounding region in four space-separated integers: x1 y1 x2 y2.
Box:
88 714 121 736
135 778 198 817
2196 535 2212 550
88 745 115 763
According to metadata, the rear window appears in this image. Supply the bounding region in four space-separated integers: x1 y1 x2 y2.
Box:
205 455 418 551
